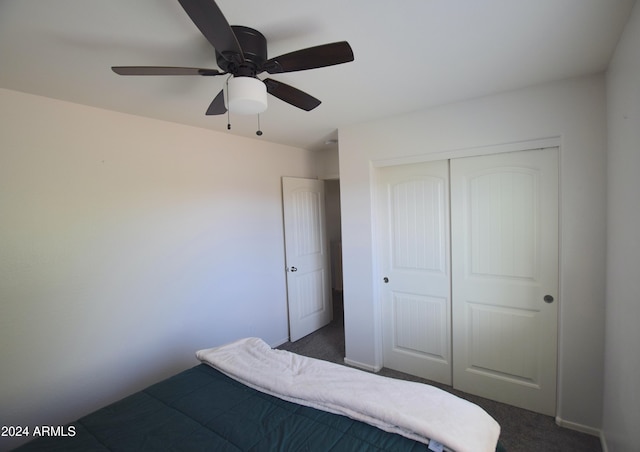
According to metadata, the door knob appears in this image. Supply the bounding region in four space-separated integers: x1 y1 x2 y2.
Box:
290 267 297 272
383 277 389 283
544 295 554 303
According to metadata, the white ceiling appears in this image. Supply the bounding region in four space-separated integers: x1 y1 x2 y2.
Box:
0 0 635 151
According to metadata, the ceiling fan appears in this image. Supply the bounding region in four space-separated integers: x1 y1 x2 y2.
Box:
112 0 354 119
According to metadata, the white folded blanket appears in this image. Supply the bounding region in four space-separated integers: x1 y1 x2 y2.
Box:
196 337 500 452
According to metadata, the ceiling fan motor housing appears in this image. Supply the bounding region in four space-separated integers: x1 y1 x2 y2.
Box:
217 26 268 76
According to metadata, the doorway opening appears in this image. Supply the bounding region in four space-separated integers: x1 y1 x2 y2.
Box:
324 178 344 323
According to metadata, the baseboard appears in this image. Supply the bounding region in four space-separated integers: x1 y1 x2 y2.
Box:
555 416 601 437
599 430 609 452
343 357 381 373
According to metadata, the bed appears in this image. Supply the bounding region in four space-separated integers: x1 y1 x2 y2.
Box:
14 338 502 452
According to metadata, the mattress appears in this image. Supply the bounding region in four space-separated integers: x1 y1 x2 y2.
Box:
14 339 504 451
15 364 443 451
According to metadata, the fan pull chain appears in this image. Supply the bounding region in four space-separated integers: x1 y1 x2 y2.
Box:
256 114 263 136
226 75 231 130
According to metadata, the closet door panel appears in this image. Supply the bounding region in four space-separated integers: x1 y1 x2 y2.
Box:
377 160 452 384
450 148 558 416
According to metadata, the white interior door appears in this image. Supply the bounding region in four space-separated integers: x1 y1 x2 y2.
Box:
282 177 332 342
450 148 558 415
377 161 452 385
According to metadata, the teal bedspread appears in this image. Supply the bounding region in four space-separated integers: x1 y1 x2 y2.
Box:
14 364 504 451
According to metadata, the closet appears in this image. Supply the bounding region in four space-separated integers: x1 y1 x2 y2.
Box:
376 148 558 415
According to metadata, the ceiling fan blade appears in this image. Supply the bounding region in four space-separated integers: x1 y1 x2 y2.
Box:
263 78 320 111
112 66 222 76
177 0 244 64
263 41 354 74
206 90 227 115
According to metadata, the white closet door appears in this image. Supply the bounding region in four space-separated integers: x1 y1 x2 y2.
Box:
282 177 332 342
450 148 558 415
378 160 452 384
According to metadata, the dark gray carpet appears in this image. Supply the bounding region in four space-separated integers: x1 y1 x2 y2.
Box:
277 294 602 452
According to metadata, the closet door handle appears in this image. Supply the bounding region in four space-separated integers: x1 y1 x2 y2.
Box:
544 295 554 303
290 267 298 272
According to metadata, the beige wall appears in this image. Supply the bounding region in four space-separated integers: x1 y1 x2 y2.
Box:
339 74 607 432
0 89 315 450
603 2 640 450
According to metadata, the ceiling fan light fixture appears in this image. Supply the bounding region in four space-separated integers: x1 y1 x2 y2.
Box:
225 76 268 115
